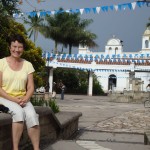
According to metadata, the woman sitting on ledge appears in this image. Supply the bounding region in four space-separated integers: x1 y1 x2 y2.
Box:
0 34 40 150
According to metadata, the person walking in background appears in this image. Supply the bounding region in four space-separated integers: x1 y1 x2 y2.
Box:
60 83 66 100
0 34 40 150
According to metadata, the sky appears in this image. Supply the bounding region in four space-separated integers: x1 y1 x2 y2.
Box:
17 0 150 54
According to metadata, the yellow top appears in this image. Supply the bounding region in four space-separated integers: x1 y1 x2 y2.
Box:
0 58 35 97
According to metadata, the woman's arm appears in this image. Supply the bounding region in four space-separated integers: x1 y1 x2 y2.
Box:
21 73 34 103
0 71 20 103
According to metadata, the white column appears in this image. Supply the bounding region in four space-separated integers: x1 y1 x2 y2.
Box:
126 76 129 90
49 68 53 93
88 71 93 96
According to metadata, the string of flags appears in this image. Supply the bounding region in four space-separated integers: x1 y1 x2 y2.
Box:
43 52 150 72
43 52 150 59
46 60 150 73
42 52 150 78
14 1 148 18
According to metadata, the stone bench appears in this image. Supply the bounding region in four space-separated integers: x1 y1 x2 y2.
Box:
0 106 82 150
144 130 150 145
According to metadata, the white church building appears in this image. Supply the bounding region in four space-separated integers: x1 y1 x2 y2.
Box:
43 27 150 95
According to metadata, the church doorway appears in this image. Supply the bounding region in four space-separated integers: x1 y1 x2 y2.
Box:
108 74 117 91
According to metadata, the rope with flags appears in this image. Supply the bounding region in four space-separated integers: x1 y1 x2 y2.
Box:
14 1 149 18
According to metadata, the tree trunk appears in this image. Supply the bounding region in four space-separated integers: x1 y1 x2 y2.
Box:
69 44 72 54
34 31 36 43
54 41 58 54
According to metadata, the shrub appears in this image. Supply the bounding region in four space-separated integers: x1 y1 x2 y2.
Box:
30 97 45 106
44 98 60 113
30 97 59 113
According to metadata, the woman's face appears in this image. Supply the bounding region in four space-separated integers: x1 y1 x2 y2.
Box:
9 41 24 58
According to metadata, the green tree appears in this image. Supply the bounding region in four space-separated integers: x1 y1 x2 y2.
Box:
0 0 20 57
53 68 104 95
0 12 46 88
60 12 98 54
40 9 66 54
41 8 98 54
24 12 44 43
0 0 20 15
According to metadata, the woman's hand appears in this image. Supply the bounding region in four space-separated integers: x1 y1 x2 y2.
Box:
16 96 28 107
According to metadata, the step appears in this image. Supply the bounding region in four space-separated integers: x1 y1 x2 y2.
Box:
44 140 86 150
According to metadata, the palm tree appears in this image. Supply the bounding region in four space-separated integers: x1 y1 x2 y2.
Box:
40 13 65 54
147 17 150 28
24 12 44 43
61 13 98 54
41 8 98 54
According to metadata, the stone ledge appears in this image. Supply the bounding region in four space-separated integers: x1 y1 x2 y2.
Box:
0 113 12 125
35 106 61 128
144 131 150 145
0 106 82 150
56 111 82 128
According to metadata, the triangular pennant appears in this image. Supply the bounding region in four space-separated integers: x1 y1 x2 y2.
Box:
92 8 97 14
33 11 37 17
131 2 136 10
29 12 37 17
127 3 132 10
136 1 145 7
40 11 47 17
37 11 40 17
96 7 101 13
51 11 55 15
101 6 108 12
65 9 70 13
109 5 114 11
114 5 118 11
69 9 74 14
84 8 91 14
118 4 122 10
79 8 84 14
46 11 51 15
118 4 128 10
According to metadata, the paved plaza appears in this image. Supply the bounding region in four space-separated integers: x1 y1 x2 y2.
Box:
43 94 150 150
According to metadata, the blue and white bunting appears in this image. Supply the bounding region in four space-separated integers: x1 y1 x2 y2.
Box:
13 1 147 18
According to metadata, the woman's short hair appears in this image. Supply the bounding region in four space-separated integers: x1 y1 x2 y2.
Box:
7 34 26 49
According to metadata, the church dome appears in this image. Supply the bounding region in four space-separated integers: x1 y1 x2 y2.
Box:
106 36 123 46
143 27 150 36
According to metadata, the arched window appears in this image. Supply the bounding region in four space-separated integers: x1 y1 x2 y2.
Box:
108 47 112 54
145 40 149 48
115 47 118 55
108 74 117 90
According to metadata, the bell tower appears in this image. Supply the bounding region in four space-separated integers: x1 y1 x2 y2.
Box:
142 27 150 52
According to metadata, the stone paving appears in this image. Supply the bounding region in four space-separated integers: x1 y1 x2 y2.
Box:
44 95 150 150
87 108 150 134
56 94 150 134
